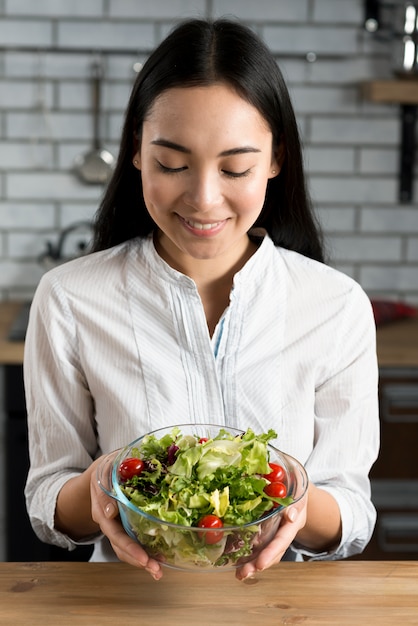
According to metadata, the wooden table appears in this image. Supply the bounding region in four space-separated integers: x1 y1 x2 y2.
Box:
1 561 417 625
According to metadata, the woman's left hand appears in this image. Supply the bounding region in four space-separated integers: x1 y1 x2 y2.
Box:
235 487 308 581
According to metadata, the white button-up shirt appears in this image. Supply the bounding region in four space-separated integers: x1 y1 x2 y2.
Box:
24 234 379 561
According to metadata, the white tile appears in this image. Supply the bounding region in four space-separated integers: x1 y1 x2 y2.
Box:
58 21 156 51
291 85 357 114
0 18 52 47
331 236 402 262
361 208 418 233
263 25 358 55
0 142 54 169
5 0 104 17
60 203 98 226
360 265 418 290
305 147 356 174
310 117 399 144
316 206 357 231
0 203 55 228
407 238 418 261
359 148 398 174
0 260 44 288
213 0 309 20
307 57 389 84
0 79 53 108
310 176 397 204
108 0 206 19
5 52 92 79
7 112 91 141
312 0 363 24
7 173 105 201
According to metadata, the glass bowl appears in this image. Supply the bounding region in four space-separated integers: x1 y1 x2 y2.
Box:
97 424 308 572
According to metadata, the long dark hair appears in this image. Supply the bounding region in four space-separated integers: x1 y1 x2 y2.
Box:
92 18 324 262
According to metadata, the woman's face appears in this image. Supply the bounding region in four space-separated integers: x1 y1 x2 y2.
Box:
133 83 281 271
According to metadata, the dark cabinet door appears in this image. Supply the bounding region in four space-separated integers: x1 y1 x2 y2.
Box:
4 365 93 562
358 368 418 560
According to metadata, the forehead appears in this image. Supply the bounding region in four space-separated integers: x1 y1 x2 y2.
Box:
144 83 271 136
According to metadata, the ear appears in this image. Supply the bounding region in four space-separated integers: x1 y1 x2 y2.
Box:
132 150 141 170
268 142 285 179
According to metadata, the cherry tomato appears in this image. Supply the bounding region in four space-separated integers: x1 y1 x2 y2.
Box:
264 481 287 498
198 437 209 443
118 457 145 481
197 514 224 544
263 462 286 483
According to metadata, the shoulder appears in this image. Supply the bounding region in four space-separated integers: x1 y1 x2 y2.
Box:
37 237 145 294
267 242 374 323
273 244 363 293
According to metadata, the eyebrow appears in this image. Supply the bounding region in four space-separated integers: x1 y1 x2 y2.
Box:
150 139 261 157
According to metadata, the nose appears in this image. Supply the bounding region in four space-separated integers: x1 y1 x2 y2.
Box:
183 169 222 213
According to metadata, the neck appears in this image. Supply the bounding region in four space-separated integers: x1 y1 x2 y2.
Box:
154 234 258 336
154 233 257 290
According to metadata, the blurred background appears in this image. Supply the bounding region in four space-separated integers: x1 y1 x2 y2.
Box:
0 0 417 562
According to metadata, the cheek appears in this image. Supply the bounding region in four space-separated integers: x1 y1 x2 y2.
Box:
233 179 269 215
142 178 171 214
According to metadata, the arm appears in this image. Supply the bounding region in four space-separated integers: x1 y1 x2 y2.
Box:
237 283 379 580
55 457 163 579
25 277 163 578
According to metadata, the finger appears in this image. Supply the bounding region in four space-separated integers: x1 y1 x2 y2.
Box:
236 560 258 581
236 509 302 580
99 515 163 579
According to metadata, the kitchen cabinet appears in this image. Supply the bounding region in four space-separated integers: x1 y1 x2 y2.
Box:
1 302 92 562
351 316 418 560
360 367 418 559
1 303 418 561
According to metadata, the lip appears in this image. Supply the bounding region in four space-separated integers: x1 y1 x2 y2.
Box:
178 215 227 236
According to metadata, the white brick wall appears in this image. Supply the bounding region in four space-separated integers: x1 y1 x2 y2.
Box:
0 0 417 304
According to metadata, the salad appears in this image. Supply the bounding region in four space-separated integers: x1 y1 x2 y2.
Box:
115 426 293 569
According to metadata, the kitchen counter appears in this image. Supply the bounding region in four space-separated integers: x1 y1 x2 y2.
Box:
0 301 25 364
1 301 418 367
1 561 418 625
375 316 418 368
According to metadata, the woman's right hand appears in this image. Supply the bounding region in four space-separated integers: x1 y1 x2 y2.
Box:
90 454 163 580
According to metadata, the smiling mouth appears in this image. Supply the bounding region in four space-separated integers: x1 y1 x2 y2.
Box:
182 217 224 230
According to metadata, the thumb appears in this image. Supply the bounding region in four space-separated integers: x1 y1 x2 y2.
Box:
104 500 119 519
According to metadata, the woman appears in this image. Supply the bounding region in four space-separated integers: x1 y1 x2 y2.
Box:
24 19 379 581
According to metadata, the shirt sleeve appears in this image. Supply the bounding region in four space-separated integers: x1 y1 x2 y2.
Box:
293 282 380 560
24 272 99 549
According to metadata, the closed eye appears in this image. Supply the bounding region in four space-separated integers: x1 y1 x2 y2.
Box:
222 169 251 178
156 160 187 174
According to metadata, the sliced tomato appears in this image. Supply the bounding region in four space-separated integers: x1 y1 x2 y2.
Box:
197 514 224 544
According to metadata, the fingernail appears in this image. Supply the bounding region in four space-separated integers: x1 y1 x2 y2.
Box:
288 508 297 522
104 502 117 518
146 568 160 581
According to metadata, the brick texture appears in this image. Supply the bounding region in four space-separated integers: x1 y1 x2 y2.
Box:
0 0 417 304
